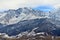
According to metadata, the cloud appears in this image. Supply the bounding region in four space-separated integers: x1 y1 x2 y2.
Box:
0 0 60 9
0 0 26 9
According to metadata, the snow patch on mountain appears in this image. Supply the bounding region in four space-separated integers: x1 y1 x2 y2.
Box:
0 27 47 38
0 7 49 25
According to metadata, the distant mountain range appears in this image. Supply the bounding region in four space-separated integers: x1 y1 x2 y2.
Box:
0 7 60 37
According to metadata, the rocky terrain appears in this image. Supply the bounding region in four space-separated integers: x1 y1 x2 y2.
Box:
0 32 60 40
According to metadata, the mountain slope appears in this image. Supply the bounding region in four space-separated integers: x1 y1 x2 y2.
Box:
0 18 57 36
0 7 48 25
0 7 60 37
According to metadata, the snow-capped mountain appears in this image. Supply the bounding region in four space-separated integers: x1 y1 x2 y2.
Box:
0 7 49 25
0 7 60 37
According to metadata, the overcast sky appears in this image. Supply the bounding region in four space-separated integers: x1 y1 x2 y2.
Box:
0 0 60 10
